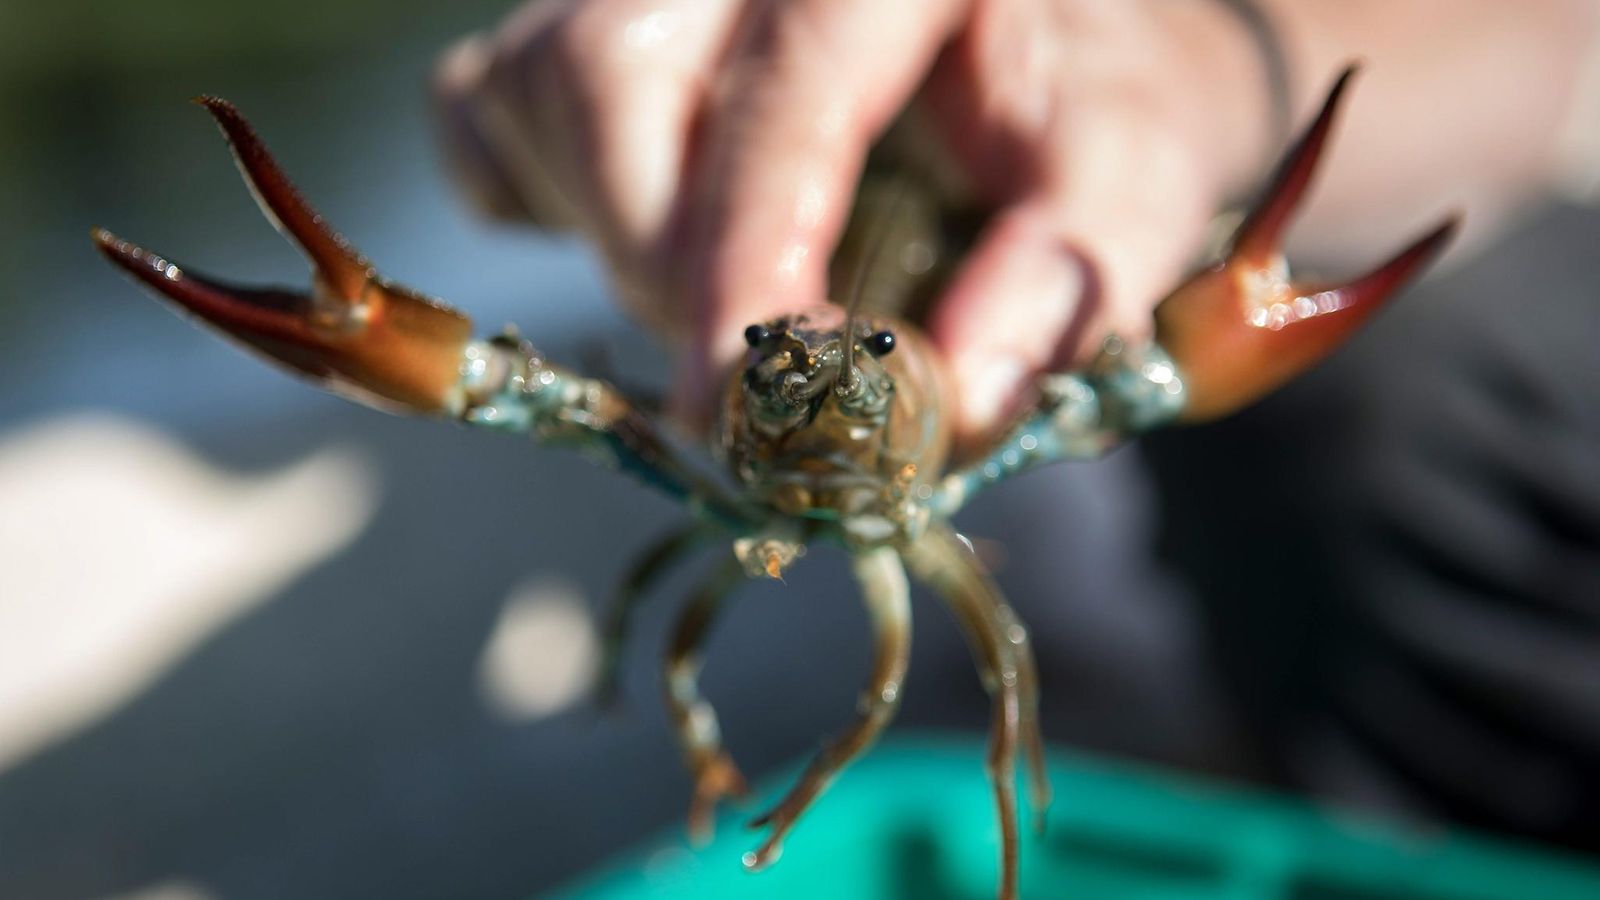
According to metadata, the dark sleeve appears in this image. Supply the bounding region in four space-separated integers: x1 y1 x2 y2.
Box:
1142 203 1600 851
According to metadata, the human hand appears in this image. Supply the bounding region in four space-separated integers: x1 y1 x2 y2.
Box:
435 0 1274 444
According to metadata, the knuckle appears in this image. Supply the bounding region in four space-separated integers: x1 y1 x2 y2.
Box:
431 36 487 105
555 2 664 91
713 2 881 148
759 0 921 87
732 1 839 84
770 0 866 52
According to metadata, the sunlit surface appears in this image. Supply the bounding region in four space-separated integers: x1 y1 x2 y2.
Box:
103 880 216 900
477 577 598 721
0 414 377 771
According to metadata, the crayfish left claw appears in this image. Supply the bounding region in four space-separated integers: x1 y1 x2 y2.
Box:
1155 65 1460 423
92 97 474 416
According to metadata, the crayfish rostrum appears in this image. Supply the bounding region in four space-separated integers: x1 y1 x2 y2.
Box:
93 66 1455 899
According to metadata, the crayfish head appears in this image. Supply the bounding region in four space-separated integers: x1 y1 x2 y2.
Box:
717 308 949 528
732 306 898 439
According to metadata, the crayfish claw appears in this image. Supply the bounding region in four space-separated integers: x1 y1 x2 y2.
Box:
194 95 372 300
93 228 314 343
94 99 475 416
1299 216 1461 318
1229 65 1356 267
1155 65 1459 423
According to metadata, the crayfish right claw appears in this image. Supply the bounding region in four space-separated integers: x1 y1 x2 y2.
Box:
1155 65 1460 423
93 97 474 416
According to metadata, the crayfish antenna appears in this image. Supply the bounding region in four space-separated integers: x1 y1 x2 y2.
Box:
1154 65 1459 423
93 99 475 415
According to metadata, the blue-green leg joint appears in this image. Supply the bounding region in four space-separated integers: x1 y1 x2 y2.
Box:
454 330 758 532
931 336 1188 518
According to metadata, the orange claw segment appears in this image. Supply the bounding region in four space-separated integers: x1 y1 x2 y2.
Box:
1154 66 1459 424
91 97 474 415
1157 217 1458 423
93 228 473 414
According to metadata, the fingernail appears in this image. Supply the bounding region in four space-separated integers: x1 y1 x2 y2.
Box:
1023 242 1086 342
949 231 1086 436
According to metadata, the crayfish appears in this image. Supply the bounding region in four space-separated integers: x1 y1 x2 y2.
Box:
93 66 1455 899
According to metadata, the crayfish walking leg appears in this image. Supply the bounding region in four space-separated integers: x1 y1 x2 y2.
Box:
596 524 713 707
742 546 911 871
906 527 1052 900
661 554 751 844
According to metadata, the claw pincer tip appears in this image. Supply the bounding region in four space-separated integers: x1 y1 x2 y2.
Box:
92 100 473 415
1155 65 1459 423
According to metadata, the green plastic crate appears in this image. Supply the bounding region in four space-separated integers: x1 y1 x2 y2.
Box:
556 737 1600 899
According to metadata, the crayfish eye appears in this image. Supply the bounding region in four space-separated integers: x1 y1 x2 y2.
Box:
865 330 896 356
743 324 772 348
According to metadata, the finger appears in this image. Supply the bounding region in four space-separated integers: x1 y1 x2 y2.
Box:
552 0 745 250
545 0 747 331
435 0 586 231
930 113 1217 444
924 205 1093 443
434 34 542 223
434 0 742 326
676 0 970 426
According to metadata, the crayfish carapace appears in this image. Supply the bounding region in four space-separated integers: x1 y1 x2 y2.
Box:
94 66 1456 899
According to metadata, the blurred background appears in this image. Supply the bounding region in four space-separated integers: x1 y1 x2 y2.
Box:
1 2 1596 899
